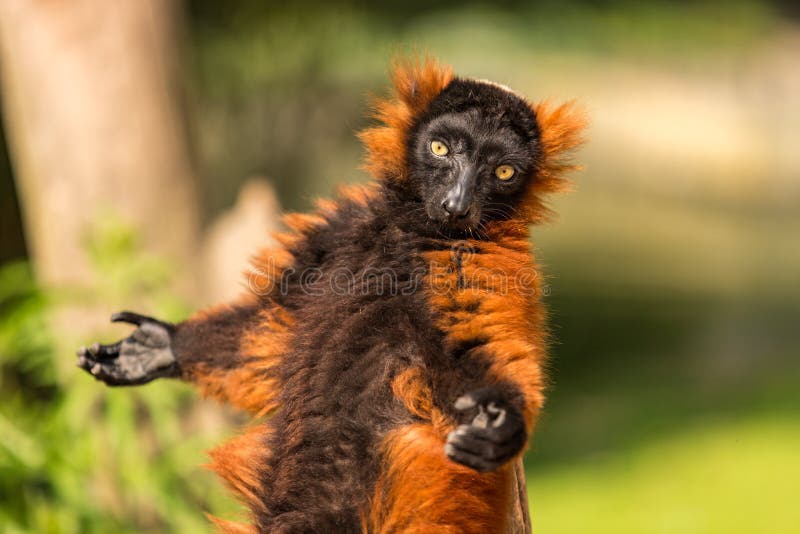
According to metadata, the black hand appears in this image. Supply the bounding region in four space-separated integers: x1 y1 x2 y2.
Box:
76 311 179 386
445 387 527 472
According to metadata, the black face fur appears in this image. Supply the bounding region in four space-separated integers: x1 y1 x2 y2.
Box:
406 79 541 233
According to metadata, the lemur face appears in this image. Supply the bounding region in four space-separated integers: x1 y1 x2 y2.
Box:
408 79 541 232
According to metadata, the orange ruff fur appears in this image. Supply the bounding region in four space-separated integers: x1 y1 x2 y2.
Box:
359 58 454 182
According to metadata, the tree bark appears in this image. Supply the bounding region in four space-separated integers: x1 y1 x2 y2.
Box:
0 0 200 294
509 459 533 533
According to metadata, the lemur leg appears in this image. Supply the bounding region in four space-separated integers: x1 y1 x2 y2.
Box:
369 422 513 534
77 301 289 414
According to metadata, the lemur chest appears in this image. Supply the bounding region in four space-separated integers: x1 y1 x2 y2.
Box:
419 240 539 347
289 235 538 375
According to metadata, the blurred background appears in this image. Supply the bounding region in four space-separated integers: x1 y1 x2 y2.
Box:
0 0 798 532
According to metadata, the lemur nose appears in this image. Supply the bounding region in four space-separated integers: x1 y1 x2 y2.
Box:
442 199 471 219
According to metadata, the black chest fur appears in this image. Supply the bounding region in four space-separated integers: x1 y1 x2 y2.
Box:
255 197 454 531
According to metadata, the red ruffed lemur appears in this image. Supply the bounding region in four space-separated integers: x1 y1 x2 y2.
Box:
77 58 584 533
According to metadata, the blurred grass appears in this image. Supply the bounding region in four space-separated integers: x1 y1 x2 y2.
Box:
528 415 800 533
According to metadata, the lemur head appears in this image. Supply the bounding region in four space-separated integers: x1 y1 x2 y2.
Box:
407 79 541 231
360 58 586 232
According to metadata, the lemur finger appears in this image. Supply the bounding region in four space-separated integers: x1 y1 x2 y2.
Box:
88 358 163 387
483 402 512 431
76 348 111 377
110 311 152 326
454 393 478 411
86 360 134 386
460 420 517 444
78 341 121 361
445 443 499 472
112 310 174 329
447 441 515 469
76 348 95 371
94 341 122 360
447 427 501 460
448 425 525 459
453 386 499 412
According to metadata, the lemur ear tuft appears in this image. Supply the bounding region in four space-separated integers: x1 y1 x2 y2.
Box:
534 99 587 174
359 56 453 182
391 56 453 113
521 100 588 223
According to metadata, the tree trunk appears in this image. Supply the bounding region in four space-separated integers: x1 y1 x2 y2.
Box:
508 459 533 533
0 0 200 294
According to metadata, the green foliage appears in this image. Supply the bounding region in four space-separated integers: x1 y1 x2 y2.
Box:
0 220 239 533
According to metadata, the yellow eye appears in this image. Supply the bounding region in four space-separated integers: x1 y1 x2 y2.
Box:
430 140 449 156
495 165 515 180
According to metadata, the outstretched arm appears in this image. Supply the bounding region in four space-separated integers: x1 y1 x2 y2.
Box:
77 299 290 415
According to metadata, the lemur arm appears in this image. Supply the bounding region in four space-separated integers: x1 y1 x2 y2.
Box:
76 299 286 414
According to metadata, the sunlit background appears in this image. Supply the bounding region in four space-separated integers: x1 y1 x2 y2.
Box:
1 1 798 532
